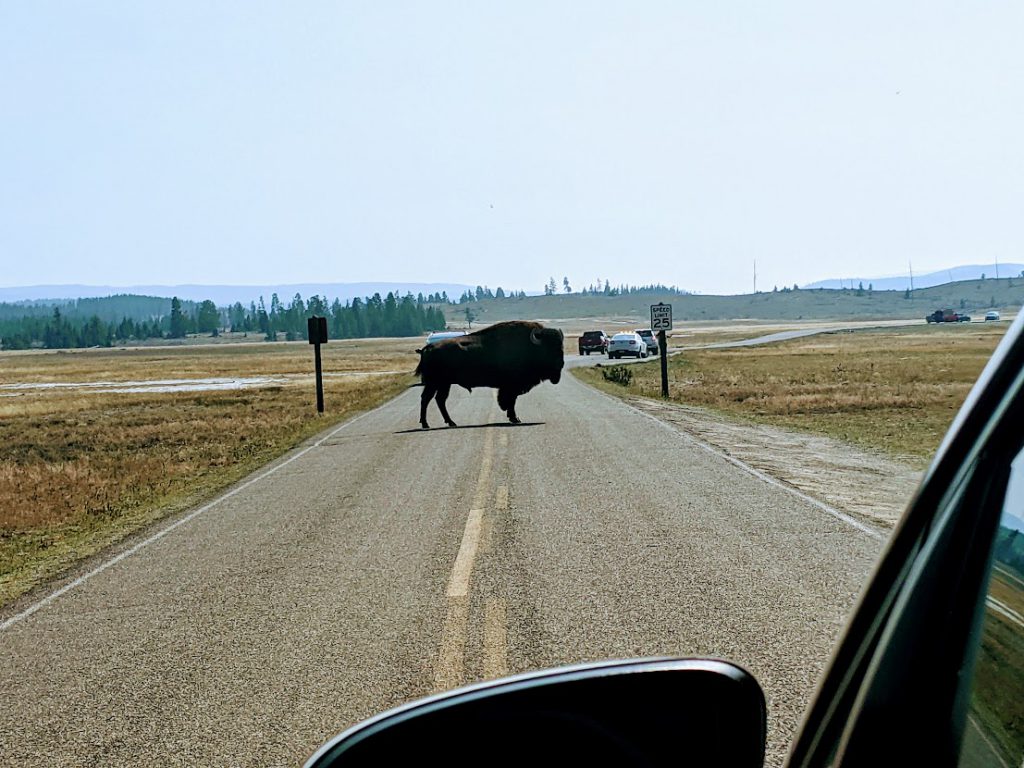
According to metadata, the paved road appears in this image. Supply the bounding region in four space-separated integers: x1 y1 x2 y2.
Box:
1 372 888 767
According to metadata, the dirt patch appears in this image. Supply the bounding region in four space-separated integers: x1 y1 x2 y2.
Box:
627 396 922 529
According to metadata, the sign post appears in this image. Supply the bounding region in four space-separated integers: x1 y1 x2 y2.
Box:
307 316 328 413
650 303 672 398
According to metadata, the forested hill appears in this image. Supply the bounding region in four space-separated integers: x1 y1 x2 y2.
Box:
0 292 448 350
0 295 192 323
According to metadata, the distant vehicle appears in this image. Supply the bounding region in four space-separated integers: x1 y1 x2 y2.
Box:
608 332 647 360
986 310 1001 321
424 331 467 345
925 309 971 323
634 328 659 356
578 330 609 356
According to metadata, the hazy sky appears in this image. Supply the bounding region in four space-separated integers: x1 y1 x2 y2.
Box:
1 2 1021 295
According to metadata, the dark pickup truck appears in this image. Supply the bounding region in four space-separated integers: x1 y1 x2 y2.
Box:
578 330 609 355
926 309 971 323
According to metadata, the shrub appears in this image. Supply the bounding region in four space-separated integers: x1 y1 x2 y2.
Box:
602 365 633 387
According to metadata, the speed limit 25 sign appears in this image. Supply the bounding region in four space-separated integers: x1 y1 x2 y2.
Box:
650 303 673 332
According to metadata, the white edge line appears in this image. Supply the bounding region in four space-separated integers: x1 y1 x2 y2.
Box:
967 714 1012 768
0 389 412 632
579 377 887 543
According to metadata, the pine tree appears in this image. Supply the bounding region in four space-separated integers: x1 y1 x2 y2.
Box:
169 297 187 338
196 300 219 334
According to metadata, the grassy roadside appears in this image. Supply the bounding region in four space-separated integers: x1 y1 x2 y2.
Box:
575 323 1011 466
0 342 416 607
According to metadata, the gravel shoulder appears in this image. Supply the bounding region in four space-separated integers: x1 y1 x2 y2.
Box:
623 395 922 530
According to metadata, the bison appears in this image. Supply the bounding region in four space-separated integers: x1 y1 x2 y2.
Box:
414 321 564 428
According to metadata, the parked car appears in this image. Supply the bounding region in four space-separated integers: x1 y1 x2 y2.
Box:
308 313 1024 768
578 330 609 356
634 328 659 356
608 332 647 359
423 331 466 345
986 310 1001 322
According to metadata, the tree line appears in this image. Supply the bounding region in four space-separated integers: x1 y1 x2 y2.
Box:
0 292 447 350
456 281 688 302
540 278 687 297
229 292 447 341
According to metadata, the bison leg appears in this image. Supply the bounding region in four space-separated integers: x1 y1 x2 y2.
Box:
435 383 457 427
497 388 521 425
420 383 437 429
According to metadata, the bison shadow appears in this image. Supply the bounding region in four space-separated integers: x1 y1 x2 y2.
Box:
394 421 544 435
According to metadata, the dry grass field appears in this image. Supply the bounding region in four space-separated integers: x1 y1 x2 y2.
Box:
576 322 1012 466
0 339 420 606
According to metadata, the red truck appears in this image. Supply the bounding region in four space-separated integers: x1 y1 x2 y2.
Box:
578 330 609 355
926 309 971 323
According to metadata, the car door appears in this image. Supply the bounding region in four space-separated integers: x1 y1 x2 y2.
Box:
788 313 1024 767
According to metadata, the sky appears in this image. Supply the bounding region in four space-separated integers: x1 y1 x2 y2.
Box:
1 2 1022 296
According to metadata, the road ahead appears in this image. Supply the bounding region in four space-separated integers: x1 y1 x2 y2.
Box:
1 371 887 767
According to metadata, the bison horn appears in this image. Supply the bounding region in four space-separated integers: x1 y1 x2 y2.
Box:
557 328 564 342
530 328 542 345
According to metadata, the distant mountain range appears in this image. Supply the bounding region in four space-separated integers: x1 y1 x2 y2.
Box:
804 263 1024 291
0 282 476 306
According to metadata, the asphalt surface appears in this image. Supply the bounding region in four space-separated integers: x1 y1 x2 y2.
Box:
0 368 888 767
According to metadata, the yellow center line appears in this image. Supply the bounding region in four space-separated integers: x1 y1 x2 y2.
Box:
446 509 484 599
433 430 496 691
483 598 508 680
446 435 493 598
480 484 507 555
433 597 469 692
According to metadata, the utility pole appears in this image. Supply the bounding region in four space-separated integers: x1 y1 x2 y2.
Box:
909 260 914 293
753 259 757 294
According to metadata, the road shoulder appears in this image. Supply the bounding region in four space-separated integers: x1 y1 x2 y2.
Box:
606 392 920 530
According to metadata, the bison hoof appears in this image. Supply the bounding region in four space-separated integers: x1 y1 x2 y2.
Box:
445 421 458 428
420 422 430 429
509 416 521 425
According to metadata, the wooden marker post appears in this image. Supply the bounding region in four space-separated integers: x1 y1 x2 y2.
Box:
650 303 672 398
307 316 328 413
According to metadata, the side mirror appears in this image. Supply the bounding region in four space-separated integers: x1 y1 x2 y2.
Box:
306 658 766 767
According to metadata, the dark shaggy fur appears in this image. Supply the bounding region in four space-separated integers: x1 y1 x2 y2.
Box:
414 321 564 428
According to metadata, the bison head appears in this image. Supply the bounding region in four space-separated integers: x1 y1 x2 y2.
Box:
530 326 565 384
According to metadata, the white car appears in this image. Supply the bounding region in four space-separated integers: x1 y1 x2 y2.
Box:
608 332 647 359
634 328 659 355
424 331 466 345
986 310 1001 322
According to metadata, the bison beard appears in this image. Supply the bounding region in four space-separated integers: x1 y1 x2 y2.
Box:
414 321 565 429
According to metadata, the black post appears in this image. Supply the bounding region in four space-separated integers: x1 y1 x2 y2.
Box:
308 316 328 413
658 330 668 398
313 342 324 413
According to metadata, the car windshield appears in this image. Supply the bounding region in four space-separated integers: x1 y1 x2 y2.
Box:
1 5 1019 767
